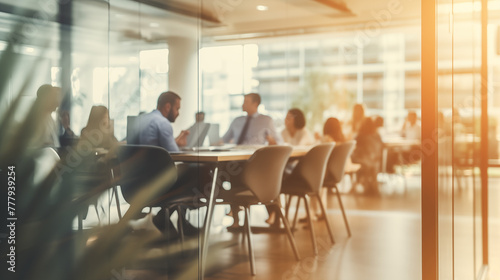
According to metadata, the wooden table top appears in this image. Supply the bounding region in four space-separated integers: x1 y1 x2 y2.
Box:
170 145 311 162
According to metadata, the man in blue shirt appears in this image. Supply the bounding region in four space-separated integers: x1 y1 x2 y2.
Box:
222 93 281 145
136 91 202 235
138 91 189 151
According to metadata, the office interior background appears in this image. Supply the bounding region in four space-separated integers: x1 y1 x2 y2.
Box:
0 0 500 279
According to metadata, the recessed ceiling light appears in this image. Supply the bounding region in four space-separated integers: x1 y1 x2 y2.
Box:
256 5 268 11
25 47 34 53
149 22 160 28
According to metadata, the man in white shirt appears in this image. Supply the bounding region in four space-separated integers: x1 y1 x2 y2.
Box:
401 111 421 141
222 93 281 145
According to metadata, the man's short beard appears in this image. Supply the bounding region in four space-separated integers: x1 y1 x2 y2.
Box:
167 109 176 122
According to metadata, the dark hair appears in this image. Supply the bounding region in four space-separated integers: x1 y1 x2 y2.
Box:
245 93 261 105
157 91 181 109
36 84 55 98
323 117 345 142
287 108 306 129
374 115 384 128
85 105 109 130
81 105 116 149
357 117 377 136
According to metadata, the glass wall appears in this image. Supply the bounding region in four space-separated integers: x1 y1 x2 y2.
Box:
201 31 422 138
436 0 486 279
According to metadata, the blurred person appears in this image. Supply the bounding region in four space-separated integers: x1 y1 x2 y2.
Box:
321 117 346 143
350 117 384 195
137 91 189 151
136 91 208 236
79 105 117 150
222 93 282 228
281 108 314 146
305 117 347 222
401 110 421 140
222 93 281 145
266 108 314 226
373 115 385 135
58 110 77 147
34 84 62 148
345 103 365 140
195 111 205 123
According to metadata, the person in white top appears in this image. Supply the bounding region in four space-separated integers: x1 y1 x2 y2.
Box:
35 84 61 148
281 108 314 146
401 111 421 140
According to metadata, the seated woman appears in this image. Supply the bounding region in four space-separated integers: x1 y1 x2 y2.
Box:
305 117 347 221
345 103 365 140
79 105 117 150
350 117 384 195
266 109 314 226
282 108 314 146
69 105 118 222
321 117 346 143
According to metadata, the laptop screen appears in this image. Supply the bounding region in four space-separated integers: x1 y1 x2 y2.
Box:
185 122 211 148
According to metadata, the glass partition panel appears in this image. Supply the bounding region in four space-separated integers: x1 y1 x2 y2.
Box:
436 0 455 278
437 0 485 279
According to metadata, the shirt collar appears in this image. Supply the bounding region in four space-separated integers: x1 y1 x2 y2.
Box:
248 112 260 119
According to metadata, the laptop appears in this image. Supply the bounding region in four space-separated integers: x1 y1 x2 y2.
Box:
184 122 211 150
207 123 220 146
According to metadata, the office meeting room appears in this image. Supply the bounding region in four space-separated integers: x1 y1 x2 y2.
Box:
1 0 500 279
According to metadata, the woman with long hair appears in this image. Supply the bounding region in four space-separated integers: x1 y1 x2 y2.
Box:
347 103 365 140
322 117 346 143
80 105 117 149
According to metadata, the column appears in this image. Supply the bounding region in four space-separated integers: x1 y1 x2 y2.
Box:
167 36 199 132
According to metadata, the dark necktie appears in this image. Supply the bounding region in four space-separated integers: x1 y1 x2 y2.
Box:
237 116 252 145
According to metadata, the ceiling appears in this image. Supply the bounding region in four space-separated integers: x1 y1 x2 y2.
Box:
0 0 422 47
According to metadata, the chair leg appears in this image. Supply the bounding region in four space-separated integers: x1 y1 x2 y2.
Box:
94 204 101 224
316 193 335 244
292 196 301 231
164 208 171 240
274 204 300 261
177 205 185 250
78 214 83 231
285 194 292 220
333 185 351 237
114 186 122 220
303 195 318 255
243 206 256 275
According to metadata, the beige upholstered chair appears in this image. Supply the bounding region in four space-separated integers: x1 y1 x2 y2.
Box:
223 145 300 275
281 143 335 255
323 140 356 237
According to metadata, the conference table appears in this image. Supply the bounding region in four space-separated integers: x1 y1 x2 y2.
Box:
170 145 311 279
379 137 421 191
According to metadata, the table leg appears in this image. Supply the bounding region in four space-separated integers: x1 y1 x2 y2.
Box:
199 166 219 279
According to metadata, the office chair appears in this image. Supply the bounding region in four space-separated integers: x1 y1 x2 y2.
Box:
281 143 335 255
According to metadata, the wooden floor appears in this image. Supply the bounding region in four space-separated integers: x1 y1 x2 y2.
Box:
204 175 422 280
85 171 500 280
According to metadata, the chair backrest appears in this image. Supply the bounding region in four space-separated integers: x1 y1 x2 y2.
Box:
242 145 292 203
325 140 356 184
291 143 335 193
114 145 177 205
